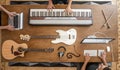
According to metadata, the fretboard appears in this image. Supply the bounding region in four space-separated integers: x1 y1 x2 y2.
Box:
20 48 54 53
31 35 59 39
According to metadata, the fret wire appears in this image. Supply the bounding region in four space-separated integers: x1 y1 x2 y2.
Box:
31 35 59 39
27 48 54 52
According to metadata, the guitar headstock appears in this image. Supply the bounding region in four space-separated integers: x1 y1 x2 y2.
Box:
20 34 31 41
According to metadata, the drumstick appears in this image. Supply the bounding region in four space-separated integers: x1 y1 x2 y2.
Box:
101 9 115 29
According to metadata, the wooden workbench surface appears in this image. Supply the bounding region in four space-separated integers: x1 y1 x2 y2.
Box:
1 5 118 62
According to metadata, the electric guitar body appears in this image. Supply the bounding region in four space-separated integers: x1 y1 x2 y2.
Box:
2 40 28 60
51 28 77 45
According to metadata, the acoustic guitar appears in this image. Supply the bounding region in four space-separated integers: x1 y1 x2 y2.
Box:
2 40 54 60
20 28 77 45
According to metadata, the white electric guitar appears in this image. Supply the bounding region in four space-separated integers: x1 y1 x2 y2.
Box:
20 28 77 45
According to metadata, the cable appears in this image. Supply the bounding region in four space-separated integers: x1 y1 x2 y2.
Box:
110 43 114 61
93 31 108 37
66 45 80 59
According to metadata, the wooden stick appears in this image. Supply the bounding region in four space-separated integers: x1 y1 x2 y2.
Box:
101 9 115 29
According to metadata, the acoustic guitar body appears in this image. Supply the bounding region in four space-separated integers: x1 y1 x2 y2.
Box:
2 40 28 60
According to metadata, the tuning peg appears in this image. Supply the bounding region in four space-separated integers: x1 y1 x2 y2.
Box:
20 34 24 40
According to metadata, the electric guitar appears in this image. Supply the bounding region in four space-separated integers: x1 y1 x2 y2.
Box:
20 28 77 45
2 40 54 60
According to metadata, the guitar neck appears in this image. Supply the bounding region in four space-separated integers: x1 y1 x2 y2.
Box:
31 35 59 39
22 48 54 53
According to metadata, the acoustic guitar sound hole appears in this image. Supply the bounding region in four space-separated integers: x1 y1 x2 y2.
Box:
18 47 26 52
14 51 22 56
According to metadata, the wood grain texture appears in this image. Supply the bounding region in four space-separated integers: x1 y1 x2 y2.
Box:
117 0 120 70
0 0 10 5
0 0 118 70
0 0 6 5
1 5 118 62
